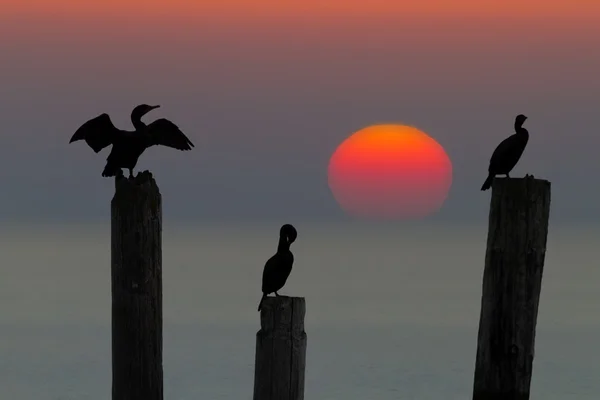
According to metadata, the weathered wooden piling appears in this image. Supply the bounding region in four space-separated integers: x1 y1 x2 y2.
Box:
254 296 307 400
111 171 163 400
472 176 551 400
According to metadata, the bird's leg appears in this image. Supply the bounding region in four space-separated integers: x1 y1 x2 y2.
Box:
274 292 280 297
506 173 510 178
128 168 134 179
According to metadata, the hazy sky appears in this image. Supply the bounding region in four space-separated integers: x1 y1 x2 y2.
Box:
1 1 599 224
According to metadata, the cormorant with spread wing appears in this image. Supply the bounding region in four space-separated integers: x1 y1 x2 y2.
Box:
69 104 194 177
481 114 529 191
257 224 298 312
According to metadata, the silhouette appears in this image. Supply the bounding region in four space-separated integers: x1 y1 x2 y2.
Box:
481 114 529 191
69 104 194 177
257 224 298 312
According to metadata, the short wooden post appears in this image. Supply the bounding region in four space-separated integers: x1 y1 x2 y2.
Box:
253 296 307 400
472 176 551 400
111 171 163 400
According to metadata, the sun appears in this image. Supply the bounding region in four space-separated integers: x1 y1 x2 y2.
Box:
328 124 452 219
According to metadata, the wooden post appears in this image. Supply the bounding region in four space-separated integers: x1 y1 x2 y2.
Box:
111 171 163 400
473 175 551 400
253 296 307 400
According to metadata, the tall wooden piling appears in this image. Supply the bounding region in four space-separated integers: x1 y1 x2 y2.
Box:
472 176 551 400
111 171 163 400
254 296 307 400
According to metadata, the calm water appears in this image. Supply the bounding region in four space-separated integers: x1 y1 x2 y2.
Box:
1 223 598 399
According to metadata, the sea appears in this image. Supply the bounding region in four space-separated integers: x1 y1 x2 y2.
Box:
1 222 598 399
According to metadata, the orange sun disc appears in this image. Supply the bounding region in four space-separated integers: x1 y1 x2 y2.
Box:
328 124 453 219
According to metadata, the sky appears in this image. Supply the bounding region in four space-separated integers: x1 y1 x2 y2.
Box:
1 0 599 225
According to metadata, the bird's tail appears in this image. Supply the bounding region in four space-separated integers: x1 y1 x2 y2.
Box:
480 174 494 191
257 294 266 312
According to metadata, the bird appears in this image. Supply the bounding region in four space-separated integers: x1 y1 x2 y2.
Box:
257 224 298 312
480 114 529 191
69 104 194 178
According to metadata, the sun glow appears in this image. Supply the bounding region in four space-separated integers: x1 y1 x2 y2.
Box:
328 124 453 219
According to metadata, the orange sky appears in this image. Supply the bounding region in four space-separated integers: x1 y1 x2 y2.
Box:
4 0 600 19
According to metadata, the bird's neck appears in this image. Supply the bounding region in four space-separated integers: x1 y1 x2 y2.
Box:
277 236 290 253
515 125 528 136
131 114 146 131
514 119 527 133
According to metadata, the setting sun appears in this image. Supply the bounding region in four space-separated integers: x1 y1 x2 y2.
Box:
328 124 453 219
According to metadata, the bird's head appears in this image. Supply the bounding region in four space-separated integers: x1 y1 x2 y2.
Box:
280 224 297 244
132 104 160 120
515 114 528 127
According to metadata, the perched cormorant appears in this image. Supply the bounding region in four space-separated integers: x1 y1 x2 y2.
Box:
257 224 298 312
69 104 194 177
480 114 529 191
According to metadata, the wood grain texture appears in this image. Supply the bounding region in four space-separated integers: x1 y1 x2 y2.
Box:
111 171 163 400
254 296 307 400
473 176 551 400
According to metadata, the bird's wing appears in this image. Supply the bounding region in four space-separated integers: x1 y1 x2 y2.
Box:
488 135 515 169
261 254 279 293
69 113 119 153
144 118 194 151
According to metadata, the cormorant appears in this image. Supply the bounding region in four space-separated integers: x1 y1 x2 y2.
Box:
480 114 529 191
257 224 298 312
69 104 194 178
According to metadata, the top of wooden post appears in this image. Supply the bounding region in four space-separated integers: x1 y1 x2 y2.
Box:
259 296 305 333
114 170 157 189
490 175 551 197
487 174 551 249
113 170 161 201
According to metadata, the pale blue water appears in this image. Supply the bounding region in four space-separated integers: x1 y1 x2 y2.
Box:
1 223 598 399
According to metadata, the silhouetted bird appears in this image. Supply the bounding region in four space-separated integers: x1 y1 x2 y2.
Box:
69 104 194 178
257 224 298 312
480 114 529 191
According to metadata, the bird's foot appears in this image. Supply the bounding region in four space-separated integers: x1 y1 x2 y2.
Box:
506 174 510 178
274 292 280 297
